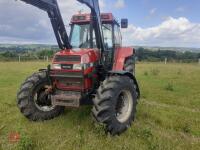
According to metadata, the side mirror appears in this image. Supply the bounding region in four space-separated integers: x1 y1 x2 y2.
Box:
121 19 128 28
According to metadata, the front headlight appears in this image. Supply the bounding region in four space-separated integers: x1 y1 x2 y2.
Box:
73 64 82 70
52 64 61 69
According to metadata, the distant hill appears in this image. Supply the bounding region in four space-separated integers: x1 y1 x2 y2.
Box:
134 46 200 53
0 44 200 53
0 44 59 52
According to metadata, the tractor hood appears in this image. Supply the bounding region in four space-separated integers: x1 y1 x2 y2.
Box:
53 48 100 64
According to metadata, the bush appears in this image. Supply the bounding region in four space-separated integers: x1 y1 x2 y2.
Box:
165 83 174 91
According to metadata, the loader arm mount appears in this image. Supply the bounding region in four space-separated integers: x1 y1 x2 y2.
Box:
20 0 72 50
77 0 105 64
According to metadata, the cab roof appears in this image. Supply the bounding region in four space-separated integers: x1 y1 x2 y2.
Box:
71 13 119 25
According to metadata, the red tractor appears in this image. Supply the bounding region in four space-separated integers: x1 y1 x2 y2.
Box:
17 0 140 135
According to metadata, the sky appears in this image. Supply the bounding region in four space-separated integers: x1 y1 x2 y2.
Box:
0 0 200 48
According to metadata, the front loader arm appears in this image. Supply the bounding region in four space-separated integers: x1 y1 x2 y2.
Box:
20 0 71 50
20 0 104 55
77 0 105 64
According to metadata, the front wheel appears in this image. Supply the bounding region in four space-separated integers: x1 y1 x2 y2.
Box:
17 71 64 121
92 76 137 135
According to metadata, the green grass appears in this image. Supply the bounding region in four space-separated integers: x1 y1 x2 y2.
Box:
0 62 200 150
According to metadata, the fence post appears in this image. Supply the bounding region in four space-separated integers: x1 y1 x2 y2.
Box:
165 57 167 64
198 58 200 65
47 56 49 62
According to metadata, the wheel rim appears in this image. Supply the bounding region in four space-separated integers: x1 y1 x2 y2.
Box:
115 90 133 123
33 83 55 112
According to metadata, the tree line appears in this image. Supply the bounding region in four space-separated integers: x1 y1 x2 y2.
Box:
0 46 200 62
0 50 56 61
136 47 200 63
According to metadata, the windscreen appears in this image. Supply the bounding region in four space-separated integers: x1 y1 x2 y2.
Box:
70 23 113 49
70 24 91 49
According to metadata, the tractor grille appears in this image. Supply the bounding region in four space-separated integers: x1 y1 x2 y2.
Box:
50 71 84 91
54 55 81 62
50 71 83 78
58 78 83 87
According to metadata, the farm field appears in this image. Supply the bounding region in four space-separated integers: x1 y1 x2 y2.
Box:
0 62 199 150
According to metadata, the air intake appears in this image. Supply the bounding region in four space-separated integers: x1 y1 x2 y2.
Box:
54 55 81 62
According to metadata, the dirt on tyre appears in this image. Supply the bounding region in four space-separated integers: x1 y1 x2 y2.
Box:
17 71 64 121
92 75 137 135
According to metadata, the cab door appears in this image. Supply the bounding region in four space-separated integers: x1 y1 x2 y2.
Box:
114 24 122 49
102 24 114 70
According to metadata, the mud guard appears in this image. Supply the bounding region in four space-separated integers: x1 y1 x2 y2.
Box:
108 71 140 99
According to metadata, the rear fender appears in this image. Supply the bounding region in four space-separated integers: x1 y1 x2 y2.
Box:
112 47 135 71
108 71 140 99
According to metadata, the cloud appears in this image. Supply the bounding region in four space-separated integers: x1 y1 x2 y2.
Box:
99 0 106 9
150 8 157 15
114 0 125 9
122 17 200 47
0 1 200 48
0 0 89 44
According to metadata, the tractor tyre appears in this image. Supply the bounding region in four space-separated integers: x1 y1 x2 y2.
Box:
17 71 64 121
92 76 137 135
124 57 135 75
124 57 140 99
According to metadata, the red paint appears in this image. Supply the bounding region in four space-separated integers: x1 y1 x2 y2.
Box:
71 14 91 23
51 48 99 91
51 47 134 91
52 48 100 65
71 13 114 24
112 47 134 71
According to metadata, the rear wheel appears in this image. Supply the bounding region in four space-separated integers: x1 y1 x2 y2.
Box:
92 76 137 135
17 71 64 121
124 56 140 99
124 57 135 75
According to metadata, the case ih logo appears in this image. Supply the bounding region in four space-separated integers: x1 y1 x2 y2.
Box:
8 132 20 143
61 64 73 70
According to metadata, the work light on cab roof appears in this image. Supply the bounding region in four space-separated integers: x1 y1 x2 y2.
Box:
71 13 115 23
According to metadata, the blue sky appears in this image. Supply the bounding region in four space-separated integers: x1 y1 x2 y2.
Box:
108 0 200 27
0 0 200 48
99 0 200 27
102 0 200 47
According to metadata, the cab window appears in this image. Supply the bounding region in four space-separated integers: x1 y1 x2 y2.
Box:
70 24 90 48
114 24 121 47
102 24 113 49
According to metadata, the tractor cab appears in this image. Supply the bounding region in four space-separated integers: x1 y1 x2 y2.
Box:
69 13 123 69
70 13 122 49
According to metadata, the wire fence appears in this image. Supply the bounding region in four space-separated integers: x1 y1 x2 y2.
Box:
0 56 200 65
0 56 52 62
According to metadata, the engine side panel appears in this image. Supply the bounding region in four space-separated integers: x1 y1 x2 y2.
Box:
112 47 135 71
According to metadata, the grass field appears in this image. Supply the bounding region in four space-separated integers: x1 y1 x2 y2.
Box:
0 62 199 150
